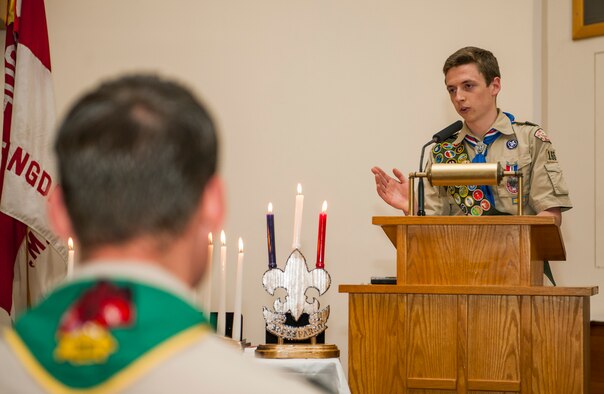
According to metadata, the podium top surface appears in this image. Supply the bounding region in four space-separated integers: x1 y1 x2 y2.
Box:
372 215 558 226
373 215 566 261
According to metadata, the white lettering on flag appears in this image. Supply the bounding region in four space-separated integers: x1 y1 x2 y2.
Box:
0 0 67 318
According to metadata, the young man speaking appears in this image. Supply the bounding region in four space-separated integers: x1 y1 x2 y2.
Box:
372 46 572 225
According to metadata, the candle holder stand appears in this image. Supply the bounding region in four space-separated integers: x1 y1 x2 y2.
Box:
256 249 339 359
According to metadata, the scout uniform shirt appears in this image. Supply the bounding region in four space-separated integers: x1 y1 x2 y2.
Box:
0 262 322 394
424 110 573 216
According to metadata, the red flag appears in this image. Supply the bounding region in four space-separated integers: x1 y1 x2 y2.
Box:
0 0 67 318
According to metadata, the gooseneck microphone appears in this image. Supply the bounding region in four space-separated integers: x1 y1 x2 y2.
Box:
417 120 463 216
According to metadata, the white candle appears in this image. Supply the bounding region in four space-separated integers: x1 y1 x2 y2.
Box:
67 238 74 279
217 230 227 336
292 183 304 249
204 233 213 314
233 238 244 341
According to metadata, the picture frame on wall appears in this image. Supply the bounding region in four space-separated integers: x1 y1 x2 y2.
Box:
573 0 604 40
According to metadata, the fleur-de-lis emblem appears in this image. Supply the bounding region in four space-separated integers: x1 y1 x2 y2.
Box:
262 249 330 321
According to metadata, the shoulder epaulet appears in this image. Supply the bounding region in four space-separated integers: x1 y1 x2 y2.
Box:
514 120 539 127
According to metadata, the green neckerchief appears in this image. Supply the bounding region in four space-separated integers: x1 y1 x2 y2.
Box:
7 279 210 392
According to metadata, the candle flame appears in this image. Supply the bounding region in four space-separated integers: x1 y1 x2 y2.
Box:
208 232 213 245
68 237 74 251
322 200 328 212
220 230 226 245
238 237 244 253
268 202 273 213
297 183 302 195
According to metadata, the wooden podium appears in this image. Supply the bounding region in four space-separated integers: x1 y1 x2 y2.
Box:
339 216 598 394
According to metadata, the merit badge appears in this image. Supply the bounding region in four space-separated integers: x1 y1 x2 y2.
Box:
459 185 469 198
470 206 483 216
435 153 444 163
54 281 135 365
433 144 442 154
456 145 464 154
506 139 518 150
443 142 453 150
534 129 551 143
505 162 519 194
547 149 557 162
447 186 455 195
472 189 484 201
447 159 457 164
444 150 456 159
454 193 462 205
460 204 468 214
458 153 468 162
468 185 477 191
480 199 491 211
464 196 474 207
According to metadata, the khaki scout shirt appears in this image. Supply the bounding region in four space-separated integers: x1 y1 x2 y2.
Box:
424 110 573 216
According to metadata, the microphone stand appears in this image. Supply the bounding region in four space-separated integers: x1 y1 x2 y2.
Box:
416 120 462 216
417 141 433 216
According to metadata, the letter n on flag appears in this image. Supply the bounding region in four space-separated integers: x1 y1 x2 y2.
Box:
0 0 66 320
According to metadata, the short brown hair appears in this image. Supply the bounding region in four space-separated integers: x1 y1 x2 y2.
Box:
443 47 501 86
55 75 218 251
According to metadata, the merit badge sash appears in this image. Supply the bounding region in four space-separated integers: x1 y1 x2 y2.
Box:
5 279 210 393
432 138 499 216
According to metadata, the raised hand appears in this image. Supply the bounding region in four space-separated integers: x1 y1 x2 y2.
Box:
371 166 411 214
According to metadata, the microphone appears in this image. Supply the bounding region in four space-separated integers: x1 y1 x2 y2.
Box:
432 120 463 143
417 121 463 216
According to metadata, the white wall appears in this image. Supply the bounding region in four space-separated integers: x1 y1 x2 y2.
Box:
45 0 539 374
544 2 604 319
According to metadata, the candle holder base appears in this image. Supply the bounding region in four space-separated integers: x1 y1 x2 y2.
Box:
254 343 339 359
217 335 244 350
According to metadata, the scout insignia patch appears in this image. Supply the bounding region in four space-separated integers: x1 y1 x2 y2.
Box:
54 281 134 365
534 129 551 143
506 139 518 149
547 149 557 162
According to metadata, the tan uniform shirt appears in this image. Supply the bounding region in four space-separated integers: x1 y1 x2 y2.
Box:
0 262 324 394
424 110 572 216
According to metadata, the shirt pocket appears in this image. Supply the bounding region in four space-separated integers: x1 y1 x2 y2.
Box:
545 162 569 195
496 154 532 198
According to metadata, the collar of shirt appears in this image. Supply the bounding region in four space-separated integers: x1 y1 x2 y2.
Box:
70 259 197 305
452 109 515 145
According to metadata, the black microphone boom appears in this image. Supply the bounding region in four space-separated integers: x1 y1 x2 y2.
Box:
432 120 463 143
416 120 463 216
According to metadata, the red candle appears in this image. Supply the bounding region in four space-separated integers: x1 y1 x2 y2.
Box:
316 201 327 268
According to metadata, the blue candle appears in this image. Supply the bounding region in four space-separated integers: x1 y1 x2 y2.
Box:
267 203 277 269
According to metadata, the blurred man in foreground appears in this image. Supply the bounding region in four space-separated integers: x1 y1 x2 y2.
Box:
0 75 321 393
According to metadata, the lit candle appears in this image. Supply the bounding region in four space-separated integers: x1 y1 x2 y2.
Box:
267 203 276 269
316 201 327 268
233 238 244 341
67 238 74 278
204 233 213 315
292 183 304 250
217 230 226 336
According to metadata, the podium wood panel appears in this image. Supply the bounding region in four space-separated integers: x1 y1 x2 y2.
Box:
348 294 405 393
342 287 595 393
373 216 566 287
467 296 521 385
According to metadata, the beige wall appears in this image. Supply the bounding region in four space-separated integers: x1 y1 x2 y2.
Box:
544 2 604 319
41 0 568 374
